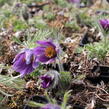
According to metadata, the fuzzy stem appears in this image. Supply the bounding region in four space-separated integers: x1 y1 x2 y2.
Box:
57 56 64 72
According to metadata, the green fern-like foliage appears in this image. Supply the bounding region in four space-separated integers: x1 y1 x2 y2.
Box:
60 72 72 90
0 74 25 90
26 29 52 48
76 13 109 62
65 20 80 31
54 0 70 7
77 11 94 27
0 74 25 97
13 19 28 31
0 0 13 6
13 29 52 49
20 0 45 4
81 36 109 61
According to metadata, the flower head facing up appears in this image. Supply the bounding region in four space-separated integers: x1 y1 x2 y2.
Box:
13 49 39 77
34 40 59 64
41 104 60 109
45 46 57 58
40 75 53 88
99 19 109 30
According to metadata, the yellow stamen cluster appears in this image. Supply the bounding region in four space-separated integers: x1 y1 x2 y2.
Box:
45 46 56 58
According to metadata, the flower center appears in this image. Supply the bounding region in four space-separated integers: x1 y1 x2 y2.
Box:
22 57 25 62
31 55 35 63
22 55 34 64
45 46 56 58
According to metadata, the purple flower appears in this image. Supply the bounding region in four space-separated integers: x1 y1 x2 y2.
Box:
12 49 39 77
15 3 22 7
99 19 109 29
69 0 80 3
34 40 59 64
40 75 53 88
41 104 60 109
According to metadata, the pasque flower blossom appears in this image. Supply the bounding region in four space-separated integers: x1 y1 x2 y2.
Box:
99 19 109 30
40 70 60 89
12 49 39 77
34 40 59 64
40 75 53 88
41 104 60 109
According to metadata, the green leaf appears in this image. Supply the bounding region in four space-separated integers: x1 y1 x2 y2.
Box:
0 75 25 89
61 90 71 109
0 95 4 102
27 101 44 108
0 90 13 97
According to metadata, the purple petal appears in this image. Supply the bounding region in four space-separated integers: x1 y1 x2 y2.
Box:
12 53 23 63
40 75 46 80
25 49 33 64
40 75 52 88
13 52 35 76
38 54 49 63
99 19 109 29
33 46 45 55
13 53 26 71
37 40 56 48
42 82 50 88
32 58 39 68
20 64 34 77
41 104 60 109
69 0 80 3
12 49 27 63
45 58 55 64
